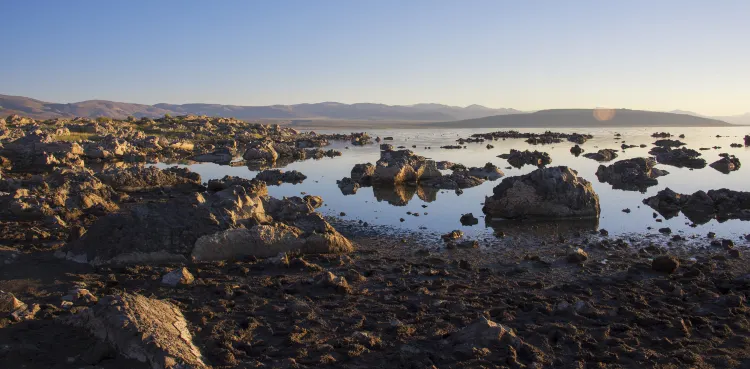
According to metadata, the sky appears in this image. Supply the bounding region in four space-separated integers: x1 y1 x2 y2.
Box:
2 0 749 116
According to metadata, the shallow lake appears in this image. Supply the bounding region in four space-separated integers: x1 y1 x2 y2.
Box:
155 126 750 241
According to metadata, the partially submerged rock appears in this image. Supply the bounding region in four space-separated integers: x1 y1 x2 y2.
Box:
709 156 741 174
570 145 584 156
651 147 706 169
583 149 618 162
644 187 750 224
371 149 441 185
255 169 307 185
595 157 669 192
66 293 207 368
499 149 551 168
483 166 600 219
653 139 686 148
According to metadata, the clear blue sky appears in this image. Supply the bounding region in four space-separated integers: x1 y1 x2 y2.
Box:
2 0 749 115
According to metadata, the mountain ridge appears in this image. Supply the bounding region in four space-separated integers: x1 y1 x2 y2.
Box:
426 109 732 128
0 94 520 121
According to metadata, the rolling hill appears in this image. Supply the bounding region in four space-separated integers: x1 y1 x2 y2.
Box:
0 94 519 121
427 109 732 128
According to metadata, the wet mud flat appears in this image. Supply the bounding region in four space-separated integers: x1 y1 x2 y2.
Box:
2 221 750 368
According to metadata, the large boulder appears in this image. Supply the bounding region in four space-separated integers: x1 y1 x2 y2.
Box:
483 166 600 219
243 141 278 162
595 157 668 192
66 293 207 368
97 166 204 193
61 187 269 265
371 150 441 185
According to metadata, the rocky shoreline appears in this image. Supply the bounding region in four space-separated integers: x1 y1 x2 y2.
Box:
1 115 750 368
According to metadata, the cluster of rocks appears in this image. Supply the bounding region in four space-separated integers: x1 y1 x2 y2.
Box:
644 187 750 224
498 149 551 168
464 130 593 145
337 149 504 195
57 174 352 264
483 166 601 219
595 157 669 192
649 147 706 169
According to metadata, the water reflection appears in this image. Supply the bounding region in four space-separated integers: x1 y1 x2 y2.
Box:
485 217 599 238
371 184 438 206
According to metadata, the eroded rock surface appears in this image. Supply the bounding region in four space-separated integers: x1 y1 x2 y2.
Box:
483 166 600 219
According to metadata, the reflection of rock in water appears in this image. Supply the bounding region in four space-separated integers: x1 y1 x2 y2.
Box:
485 217 599 238
245 156 297 171
416 185 438 203
372 185 417 206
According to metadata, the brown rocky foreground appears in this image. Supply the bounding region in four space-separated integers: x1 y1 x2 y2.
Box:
2 225 750 368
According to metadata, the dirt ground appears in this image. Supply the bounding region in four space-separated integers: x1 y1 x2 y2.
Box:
2 223 749 368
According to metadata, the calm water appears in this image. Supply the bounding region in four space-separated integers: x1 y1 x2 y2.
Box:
155 127 750 240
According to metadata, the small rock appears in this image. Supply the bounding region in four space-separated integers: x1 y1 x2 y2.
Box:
459 213 479 226
652 255 680 274
0 290 26 314
658 227 672 234
161 267 195 287
599 229 609 236
567 248 589 263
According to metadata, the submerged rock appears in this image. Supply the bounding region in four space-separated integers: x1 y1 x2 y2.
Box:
66 293 207 368
483 166 600 219
595 157 669 192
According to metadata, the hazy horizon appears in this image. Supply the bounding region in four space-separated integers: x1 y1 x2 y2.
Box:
3 0 749 116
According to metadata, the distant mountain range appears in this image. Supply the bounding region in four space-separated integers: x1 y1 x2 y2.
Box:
0 94 744 126
0 94 520 121
428 109 731 128
669 110 750 126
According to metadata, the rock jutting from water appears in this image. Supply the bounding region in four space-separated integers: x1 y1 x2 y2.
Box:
483 166 600 219
583 149 618 162
498 149 551 168
643 187 750 224
649 147 706 169
595 157 669 192
709 155 741 174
